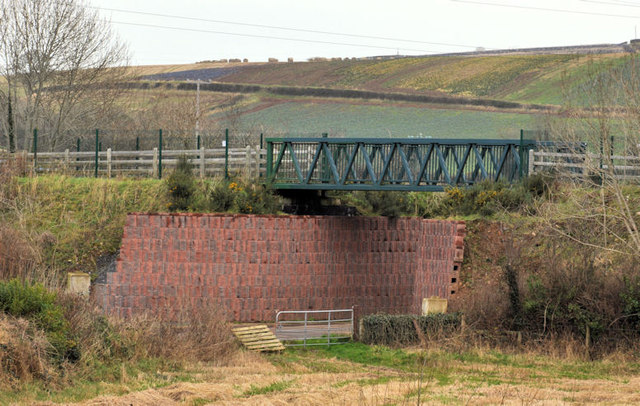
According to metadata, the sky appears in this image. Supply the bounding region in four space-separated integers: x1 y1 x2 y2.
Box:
88 0 640 65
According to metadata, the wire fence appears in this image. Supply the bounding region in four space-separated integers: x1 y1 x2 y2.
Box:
3 129 347 155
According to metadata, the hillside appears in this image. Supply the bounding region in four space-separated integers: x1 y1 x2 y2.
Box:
138 51 629 106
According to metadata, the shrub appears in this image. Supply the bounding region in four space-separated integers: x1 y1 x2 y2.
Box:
56 293 134 363
0 279 77 362
522 172 552 197
166 156 195 212
348 191 411 217
406 192 447 218
360 313 461 345
620 275 640 331
233 182 280 214
440 180 536 216
207 180 236 212
208 178 280 214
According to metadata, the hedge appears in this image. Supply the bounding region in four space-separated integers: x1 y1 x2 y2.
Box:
360 313 461 346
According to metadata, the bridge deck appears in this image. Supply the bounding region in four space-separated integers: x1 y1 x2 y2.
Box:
266 138 535 192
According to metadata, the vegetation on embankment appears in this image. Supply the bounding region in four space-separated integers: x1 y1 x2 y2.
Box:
3 164 640 400
0 175 167 279
0 168 279 279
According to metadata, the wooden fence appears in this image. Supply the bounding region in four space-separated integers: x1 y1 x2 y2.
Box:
17 146 266 179
529 149 640 181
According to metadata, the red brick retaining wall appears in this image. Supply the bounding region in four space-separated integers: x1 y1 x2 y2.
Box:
95 214 465 321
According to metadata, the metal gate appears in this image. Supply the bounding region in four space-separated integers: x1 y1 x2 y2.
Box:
275 308 354 347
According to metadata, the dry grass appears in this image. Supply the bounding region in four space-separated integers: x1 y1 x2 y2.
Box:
122 301 238 364
0 315 57 389
18 338 639 405
29 349 640 405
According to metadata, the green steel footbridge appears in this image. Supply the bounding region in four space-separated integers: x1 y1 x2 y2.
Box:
265 137 537 192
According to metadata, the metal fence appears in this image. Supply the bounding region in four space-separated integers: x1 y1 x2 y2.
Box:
275 308 354 347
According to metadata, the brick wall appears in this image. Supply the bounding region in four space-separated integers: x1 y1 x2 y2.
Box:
94 214 465 322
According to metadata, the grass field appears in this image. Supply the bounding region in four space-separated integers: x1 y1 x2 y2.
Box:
163 52 630 106
234 101 542 138
9 342 640 405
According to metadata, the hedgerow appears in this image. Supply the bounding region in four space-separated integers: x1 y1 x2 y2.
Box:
360 313 461 346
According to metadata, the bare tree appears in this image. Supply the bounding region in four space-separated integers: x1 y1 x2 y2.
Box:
0 0 129 151
542 56 640 258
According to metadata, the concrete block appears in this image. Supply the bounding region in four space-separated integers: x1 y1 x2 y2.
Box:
422 297 448 315
67 272 91 296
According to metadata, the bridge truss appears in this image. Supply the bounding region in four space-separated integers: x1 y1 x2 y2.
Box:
266 138 536 191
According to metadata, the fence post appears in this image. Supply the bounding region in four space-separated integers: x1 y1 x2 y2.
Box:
260 133 263 150
255 145 260 179
199 147 205 178
245 145 251 178
94 129 99 178
197 134 201 150
158 129 163 179
32 128 38 174
224 128 229 180
64 149 70 173
321 132 328 183
152 147 158 178
304 312 308 348
21 151 28 171
107 148 112 178
519 129 524 179
528 149 534 175
266 140 273 180
76 138 80 173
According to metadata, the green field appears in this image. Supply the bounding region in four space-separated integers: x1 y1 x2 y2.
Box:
235 101 541 138
210 53 628 105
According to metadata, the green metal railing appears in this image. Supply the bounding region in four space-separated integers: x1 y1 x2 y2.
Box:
266 138 537 191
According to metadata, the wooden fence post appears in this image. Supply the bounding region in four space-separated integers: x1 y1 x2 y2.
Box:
245 145 251 178
200 147 205 178
107 148 112 178
528 149 535 175
152 147 158 178
64 149 70 173
584 153 591 179
255 145 260 179
21 151 28 173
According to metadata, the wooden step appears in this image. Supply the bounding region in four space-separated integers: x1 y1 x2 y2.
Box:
232 324 285 352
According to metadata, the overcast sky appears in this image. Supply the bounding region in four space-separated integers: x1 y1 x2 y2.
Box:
88 0 640 65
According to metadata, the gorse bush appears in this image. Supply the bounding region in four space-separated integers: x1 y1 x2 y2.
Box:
166 155 195 212
234 182 280 214
207 178 280 214
341 174 552 218
442 181 531 216
207 180 236 212
429 174 552 217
